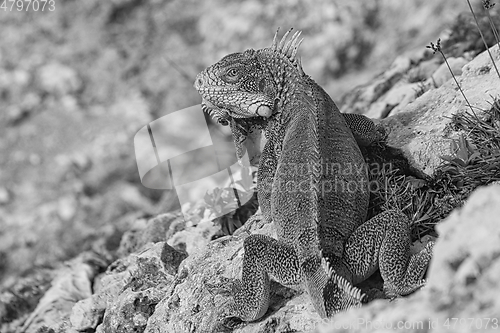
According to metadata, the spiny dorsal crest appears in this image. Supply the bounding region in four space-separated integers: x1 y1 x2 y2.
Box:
321 255 334 278
332 274 365 304
322 257 365 303
271 28 304 75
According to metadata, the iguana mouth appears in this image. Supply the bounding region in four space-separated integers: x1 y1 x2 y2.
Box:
201 96 273 120
197 87 239 95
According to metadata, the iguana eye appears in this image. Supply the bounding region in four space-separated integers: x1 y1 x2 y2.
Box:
222 68 240 83
227 68 238 77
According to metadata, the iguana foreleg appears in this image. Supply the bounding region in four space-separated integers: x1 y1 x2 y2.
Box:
206 234 301 321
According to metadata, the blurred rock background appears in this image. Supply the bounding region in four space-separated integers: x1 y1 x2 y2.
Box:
0 0 480 311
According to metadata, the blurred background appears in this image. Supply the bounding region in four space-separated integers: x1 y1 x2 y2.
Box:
0 0 475 289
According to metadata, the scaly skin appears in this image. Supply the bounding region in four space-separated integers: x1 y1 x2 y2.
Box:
195 29 433 323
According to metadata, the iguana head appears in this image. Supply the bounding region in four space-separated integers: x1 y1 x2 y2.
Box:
195 49 276 120
194 28 305 161
195 28 304 122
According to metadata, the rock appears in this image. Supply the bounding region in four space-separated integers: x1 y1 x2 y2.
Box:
101 288 165 333
341 43 493 140
141 213 180 245
341 56 412 115
167 218 220 256
95 324 105 333
0 270 54 328
428 184 500 294
70 298 100 331
20 252 106 333
318 184 500 333
410 235 436 255
430 57 468 87
143 185 500 332
144 214 318 333
364 82 420 119
160 242 188 276
407 57 441 83
70 242 175 332
462 44 500 76
381 44 500 176
117 213 181 257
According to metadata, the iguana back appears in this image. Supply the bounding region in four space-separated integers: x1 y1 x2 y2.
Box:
273 73 368 259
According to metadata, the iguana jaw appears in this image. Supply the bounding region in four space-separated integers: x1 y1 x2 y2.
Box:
198 87 274 119
200 97 272 123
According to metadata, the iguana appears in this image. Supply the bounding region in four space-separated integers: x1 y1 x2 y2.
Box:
194 28 434 323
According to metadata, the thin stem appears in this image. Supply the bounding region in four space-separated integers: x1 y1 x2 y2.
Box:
439 50 479 119
162 55 195 84
466 0 500 79
485 10 500 51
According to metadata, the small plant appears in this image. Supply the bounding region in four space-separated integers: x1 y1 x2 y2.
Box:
439 97 500 197
467 0 500 79
365 98 500 240
413 81 430 99
406 66 427 83
204 167 258 235
366 152 438 239
441 134 481 167
427 39 477 116
451 97 500 152
482 0 500 50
